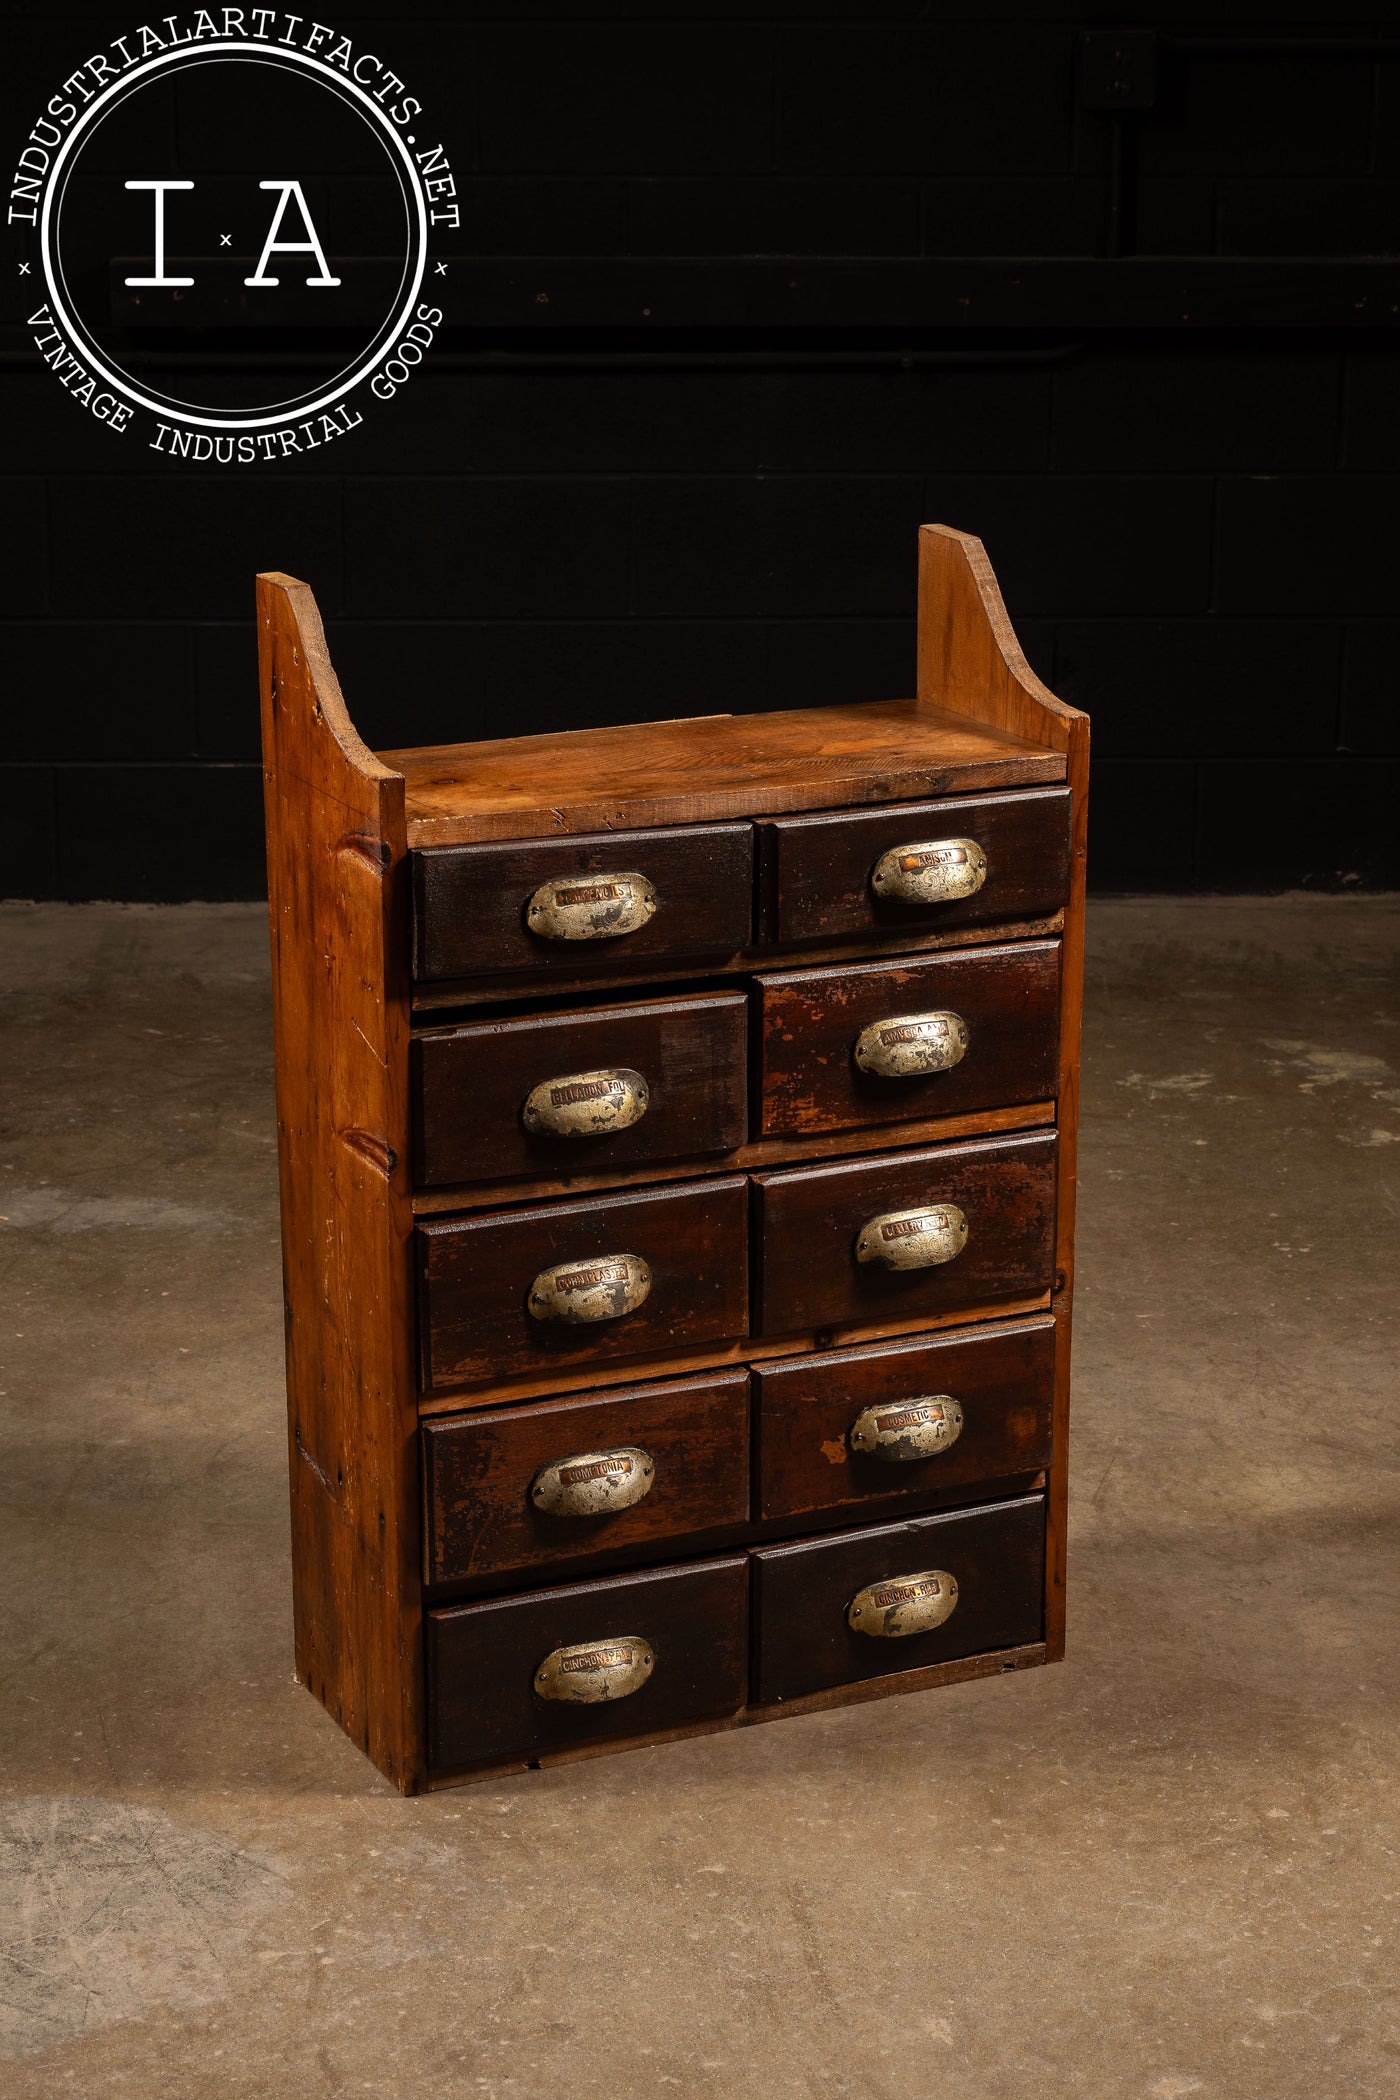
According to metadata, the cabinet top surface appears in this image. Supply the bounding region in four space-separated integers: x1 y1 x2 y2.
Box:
378 698 1066 848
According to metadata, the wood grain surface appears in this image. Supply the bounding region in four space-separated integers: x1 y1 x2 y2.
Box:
258 572 423 1792
417 1175 750 1395
753 1129 1058 1336
412 821 753 980
755 938 1061 1137
414 990 747 1186
750 1493 1045 1703
427 1553 749 1769
381 698 1066 847
753 1314 1055 1523
421 1369 750 1586
757 785 1072 945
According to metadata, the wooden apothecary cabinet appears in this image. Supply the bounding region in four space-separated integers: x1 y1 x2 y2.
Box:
258 524 1088 1791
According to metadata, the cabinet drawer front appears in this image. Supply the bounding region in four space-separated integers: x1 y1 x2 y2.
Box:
751 1495 1044 1703
753 1130 1056 1336
758 787 1070 946
415 991 748 1187
755 941 1060 1139
754 1317 1054 1524
428 1553 748 1770
422 1369 751 1586
418 1176 750 1396
412 822 753 982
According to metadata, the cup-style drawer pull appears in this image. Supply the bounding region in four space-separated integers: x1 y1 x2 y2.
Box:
531 1445 656 1517
849 1394 964 1462
526 872 657 942
527 1253 652 1324
854 1204 968 1270
870 838 988 907
848 1570 959 1639
534 1636 655 1704
853 1010 970 1080
522 1067 650 1140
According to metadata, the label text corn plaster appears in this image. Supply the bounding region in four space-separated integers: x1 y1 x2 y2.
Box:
9 10 456 460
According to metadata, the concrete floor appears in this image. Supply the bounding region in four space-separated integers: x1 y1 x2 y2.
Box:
1 896 1397 2098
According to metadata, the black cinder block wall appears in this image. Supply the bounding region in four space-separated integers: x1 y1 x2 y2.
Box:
3 6 1397 899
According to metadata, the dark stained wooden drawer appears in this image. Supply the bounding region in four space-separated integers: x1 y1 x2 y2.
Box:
412 822 754 982
750 1494 1044 1704
753 1130 1057 1337
428 1553 748 1770
418 1175 750 1396
757 787 1071 946
422 1369 750 1586
414 991 748 1187
754 1316 1055 1525
754 940 1060 1139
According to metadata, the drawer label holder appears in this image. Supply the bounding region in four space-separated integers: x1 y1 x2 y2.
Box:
847 1570 960 1639
522 1066 650 1140
853 1010 970 1081
534 1636 656 1704
854 1204 969 1271
530 1445 657 1517
526 872 658 942
869 837 988 908
527 1253 653 1325
849 1395 965 1462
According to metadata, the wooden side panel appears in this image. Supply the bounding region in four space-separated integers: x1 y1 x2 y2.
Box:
258 570 422 1792
916 524 1084 750
917 524 1088 1664
1047 714 1089 1658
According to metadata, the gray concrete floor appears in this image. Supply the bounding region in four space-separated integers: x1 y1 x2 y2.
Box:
1 896 1397 2098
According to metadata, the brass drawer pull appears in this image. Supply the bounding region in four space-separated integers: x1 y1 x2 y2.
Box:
534 1636 655 1704
848 1570 959 1639
526 872 657 942
870 837 987 907
854 1204 968 1270
522 1067 650 1140
849 1395 964 1462
531 1446 656 1517
853 1010 969 1080
527 1253 652 1324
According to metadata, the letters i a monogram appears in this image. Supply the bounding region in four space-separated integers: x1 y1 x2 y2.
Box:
123 178 340 288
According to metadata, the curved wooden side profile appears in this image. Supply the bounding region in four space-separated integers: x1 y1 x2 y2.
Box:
258 571 422 1791
917 523 1090 1661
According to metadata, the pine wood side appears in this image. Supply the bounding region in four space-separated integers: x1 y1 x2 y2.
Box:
258 571 423 1792
916 524 1089 1661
